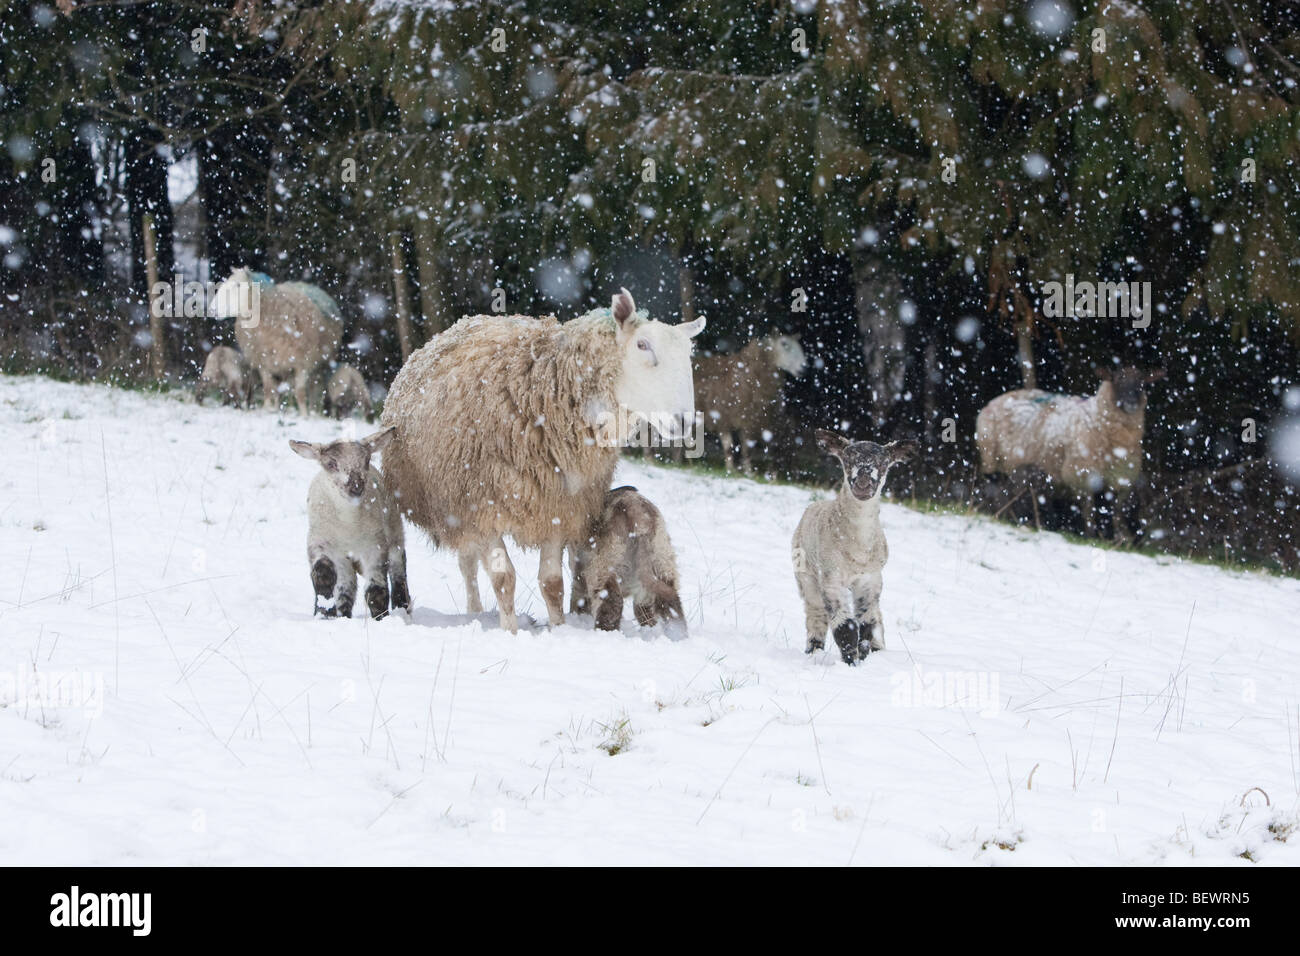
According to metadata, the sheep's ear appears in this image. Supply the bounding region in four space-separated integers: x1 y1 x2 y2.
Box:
888 439 920 463
361 426 396 455
815 429 848 457
679 316 706 338
1094 365 1113 381
289 440 320 461
1144 368 1167 383
611 288 637 327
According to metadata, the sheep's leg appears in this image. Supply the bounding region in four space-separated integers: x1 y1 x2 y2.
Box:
538 538 565 627
593 576 623 631
388 545 411 613
1081 491 1098 538
737 429 754 475
657 589 688 639
1113 485 1135 544
569 547 590 615
260 369 277 410
722 431 736 472
293 367 311 417
458 548 483 614
485 537 517 633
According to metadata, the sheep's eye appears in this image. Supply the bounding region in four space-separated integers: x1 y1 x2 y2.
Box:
637 339 650 351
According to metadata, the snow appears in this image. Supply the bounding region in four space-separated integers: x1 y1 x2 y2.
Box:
1 374 1298 865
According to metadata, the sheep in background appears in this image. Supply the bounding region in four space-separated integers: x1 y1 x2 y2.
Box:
570 486 686 637
289 426 410 620
327 364 374 421
693 333 807 473
213 268 343 415
381 288 704 632
793 430 917 665
195 345 252 407
976 365 1165 540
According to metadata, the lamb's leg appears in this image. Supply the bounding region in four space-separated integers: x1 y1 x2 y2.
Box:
593 576 623 631
334 563 357 619
656 588 688 639
738 429 754 475
388 545 411 613
364 560 390 620
311 556 338 618
485 537 517 633
260 369 277 410
852 573 885 653
458 547 483 614
722 431 736 472
1081 491 1098 538
539 538 565 627
633 600 657 628
801 591 829 654
569 547 590 615
1113 485 1135 544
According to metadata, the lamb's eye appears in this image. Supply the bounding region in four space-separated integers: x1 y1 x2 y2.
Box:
637 339 650 351
325 461 337 471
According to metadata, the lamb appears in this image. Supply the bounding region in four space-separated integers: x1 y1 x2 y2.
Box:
327 364 374 421
195 345 252 407
792 430 917 664
289 426 410 620
380 288 705 633
693 333 807 473
213 268 343 415
570 486 686 636
975 365 1165 540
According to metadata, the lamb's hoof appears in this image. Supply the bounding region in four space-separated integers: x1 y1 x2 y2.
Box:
366 583 390 620
804 640 824 655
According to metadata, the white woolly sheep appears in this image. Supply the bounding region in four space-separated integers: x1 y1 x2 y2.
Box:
196 345 252 407
214 268 343 415
327 364 374 421
792 430 917 664
289 426 409 620
975 365 1165 539
570 486 686 636
693 333 807 472
381 288 705 633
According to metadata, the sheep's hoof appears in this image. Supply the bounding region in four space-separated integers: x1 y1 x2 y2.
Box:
390 578 411 613
336 592 355 619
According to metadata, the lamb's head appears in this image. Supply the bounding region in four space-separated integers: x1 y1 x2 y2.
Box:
815 429 918 501
610 287 706 439
290 426 396 504
212 267 255 320
767 333 808 377
1096 364 1166 415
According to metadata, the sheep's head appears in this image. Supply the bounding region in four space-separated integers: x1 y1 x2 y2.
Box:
767 333 808 377
290 426 396 504
816 429 918 501
212 267 255 320
1096 364 1165 415
611 287 706 440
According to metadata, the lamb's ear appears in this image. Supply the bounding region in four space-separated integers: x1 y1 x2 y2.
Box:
1144 368 1167 383
679 316 706 338
815 429 848 457
361 426 397 455
611 288 637 327
887 439 920 463
289 440 320 461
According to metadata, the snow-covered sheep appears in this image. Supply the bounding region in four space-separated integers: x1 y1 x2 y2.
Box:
195 345 252 407
792 430 917 664
327 364 374 421
693 333 807 472
975 365 1165 539
570 486 686 636
213 268 343 415
289 426 410 620
381 288 705 633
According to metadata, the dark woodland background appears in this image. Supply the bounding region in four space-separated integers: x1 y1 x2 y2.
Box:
2 0 1299 570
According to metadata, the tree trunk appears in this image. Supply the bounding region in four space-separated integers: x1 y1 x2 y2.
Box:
413 216 446 335
1016 316 1037 389
125 127 174 302
391 231 415 362
851 250 907 431
679 264 697 322
143 214 165 379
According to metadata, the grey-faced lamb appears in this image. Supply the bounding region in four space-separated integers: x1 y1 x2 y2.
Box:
289 426 410 620
196 345 252 407
380 288 704 633
975 364 1165 540
570 486 686 636
693 333 807 473
792 430 917 664
327 364 374 421
214 268 343 415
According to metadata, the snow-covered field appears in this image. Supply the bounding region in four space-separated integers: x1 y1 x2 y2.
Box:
1 374 1297 866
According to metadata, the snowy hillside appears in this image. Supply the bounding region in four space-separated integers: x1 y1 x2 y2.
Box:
1 375 1297 866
